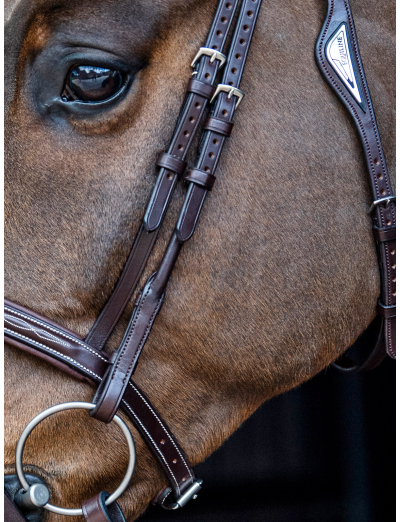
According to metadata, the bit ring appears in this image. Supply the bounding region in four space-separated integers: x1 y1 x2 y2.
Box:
15 401 136 516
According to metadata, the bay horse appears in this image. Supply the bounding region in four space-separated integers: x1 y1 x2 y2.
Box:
5 0 395 520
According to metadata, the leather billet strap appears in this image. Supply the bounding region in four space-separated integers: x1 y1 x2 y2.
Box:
85 0 240 352
315 0 396 368
4 300 196 501
91 0 263 425
82 492 125 522
177 0 262 242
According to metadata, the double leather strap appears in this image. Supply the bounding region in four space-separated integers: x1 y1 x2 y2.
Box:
85 0 240 352
316 0 396 369
91 0 262 425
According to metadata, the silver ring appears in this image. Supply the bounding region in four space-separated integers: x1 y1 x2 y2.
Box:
15 402 136 516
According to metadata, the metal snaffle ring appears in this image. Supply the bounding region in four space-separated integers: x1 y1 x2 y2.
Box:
15 401 136 516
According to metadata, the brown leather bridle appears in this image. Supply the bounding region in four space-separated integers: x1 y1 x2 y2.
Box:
4 0 395 520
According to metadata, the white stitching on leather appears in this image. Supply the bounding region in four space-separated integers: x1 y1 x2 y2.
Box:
5 318 192 489
4 306 108 362
5 314 71 348
4 329 102 380
129 382 194 480
121 399 180 494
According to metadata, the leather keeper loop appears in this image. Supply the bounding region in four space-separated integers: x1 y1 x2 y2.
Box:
187 78 216 99
156 152 187 176
184 168 216 190
82 492 126 522
203 116 234 137
373 225 396 242
377 301 396 319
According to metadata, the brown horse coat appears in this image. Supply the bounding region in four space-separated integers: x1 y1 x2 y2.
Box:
5 0 395 520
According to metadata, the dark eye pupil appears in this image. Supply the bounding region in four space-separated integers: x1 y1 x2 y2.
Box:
67 66 123 102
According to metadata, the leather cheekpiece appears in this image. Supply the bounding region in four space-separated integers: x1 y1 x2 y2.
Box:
187 78 216 99
203 116 234 136
82 492 126 522
156 153 187 176
184 169 216 190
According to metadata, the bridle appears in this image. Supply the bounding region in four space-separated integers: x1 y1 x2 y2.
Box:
4 0 395 520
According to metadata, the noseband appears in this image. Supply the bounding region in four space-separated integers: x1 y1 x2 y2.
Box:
4 0 395 520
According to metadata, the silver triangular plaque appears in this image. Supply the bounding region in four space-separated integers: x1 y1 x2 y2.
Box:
326 23 362 104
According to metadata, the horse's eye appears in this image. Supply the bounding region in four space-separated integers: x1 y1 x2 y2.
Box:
62 65 124 102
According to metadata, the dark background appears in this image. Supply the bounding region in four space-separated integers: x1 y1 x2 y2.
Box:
142 358 395 522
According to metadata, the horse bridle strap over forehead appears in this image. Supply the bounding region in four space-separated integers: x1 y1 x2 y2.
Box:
4 0 395 520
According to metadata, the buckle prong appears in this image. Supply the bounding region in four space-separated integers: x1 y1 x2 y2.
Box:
210 84 245 110
368 196 396 214
191 47 226 69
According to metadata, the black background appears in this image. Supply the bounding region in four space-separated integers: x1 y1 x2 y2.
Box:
142 358 395 522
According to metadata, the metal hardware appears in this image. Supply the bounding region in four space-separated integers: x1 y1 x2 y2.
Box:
15 402 136 516
15 484 50 510
368 195 396 214
191 47 226 69
161 479 203 510
209 84 244 109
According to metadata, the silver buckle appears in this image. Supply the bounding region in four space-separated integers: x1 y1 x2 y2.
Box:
210 84 244 110
368 195 396 214
191 47 226 69
161 479 203 510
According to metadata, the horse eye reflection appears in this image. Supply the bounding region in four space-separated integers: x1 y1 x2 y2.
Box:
62 65 124 103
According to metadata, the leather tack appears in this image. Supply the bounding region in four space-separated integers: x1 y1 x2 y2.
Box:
85 0 241 351
187 78 216 99
377 302 396 319
4 493 27 522
4 300 196 501
156 153 187 176
177 0 262 243
316 0 396 366
184 169 216 190
143 0 240 233
203 116 234 137
82 492 126 522
373 226 396 242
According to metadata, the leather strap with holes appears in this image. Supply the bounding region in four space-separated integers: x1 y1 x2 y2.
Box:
91 0 263 425
4 300 196 500
85 0 240 352
316 0 396 370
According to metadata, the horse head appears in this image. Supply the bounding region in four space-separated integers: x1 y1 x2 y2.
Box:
5 0 395 520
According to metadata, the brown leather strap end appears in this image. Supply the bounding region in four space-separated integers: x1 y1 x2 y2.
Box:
187 78 216 99
184 169 216 190
82 492 126 522
203 116 234 136
4 493 28 522
377 301 396 319
373 225 396 242
156 153 187 176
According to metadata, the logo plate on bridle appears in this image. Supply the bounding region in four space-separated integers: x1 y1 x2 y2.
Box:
326 23 363 105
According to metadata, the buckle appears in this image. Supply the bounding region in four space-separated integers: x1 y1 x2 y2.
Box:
191 47 226 69
210 84 244 110
160 479 203 510
368 195 396 214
